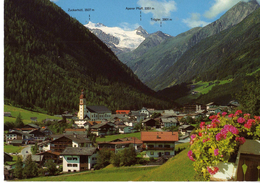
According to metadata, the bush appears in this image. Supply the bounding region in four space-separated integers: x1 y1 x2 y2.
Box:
188 110 260 180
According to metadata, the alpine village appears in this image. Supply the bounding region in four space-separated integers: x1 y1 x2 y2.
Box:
3 0 260 181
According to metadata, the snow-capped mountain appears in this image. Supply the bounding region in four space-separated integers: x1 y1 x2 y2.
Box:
85 22 148 55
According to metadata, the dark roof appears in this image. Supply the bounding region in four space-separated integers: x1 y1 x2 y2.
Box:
61 147 97 156
86 106 111 113
10 140 24 144
51 134 92 144
24 124 40 129
91 122 114 129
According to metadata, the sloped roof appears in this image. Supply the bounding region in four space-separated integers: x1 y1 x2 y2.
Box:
86 106 111 113
37 150 60 156
98 137 143 145
61 147 97 156
161 118 178 123
91 122 114 129
141 132 178 142
51 134 91 143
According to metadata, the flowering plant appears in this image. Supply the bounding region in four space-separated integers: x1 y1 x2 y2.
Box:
188 110 260 180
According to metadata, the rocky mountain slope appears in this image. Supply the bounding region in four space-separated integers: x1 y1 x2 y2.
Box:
121 0 259 91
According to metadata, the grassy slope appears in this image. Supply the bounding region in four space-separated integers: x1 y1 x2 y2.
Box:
21 143 202 181
4 105 62 124
96 132 141 142
175 79 233 105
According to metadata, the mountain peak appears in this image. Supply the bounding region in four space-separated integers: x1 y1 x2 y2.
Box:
135 26 149 38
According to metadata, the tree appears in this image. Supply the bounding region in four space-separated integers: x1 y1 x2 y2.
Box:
151 112 161 119
94 148 113 170
134 121 143 131
31 142 38 155
236 75 260 115
15 112 24 128
45 159 58 176
111 146 137 167
23 155 38 178
13 156 23 179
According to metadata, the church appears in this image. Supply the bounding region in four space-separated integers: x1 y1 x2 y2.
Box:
75 90 112 128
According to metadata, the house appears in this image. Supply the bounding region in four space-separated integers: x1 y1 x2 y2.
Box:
116 110 131 115
117 125 133 134
183 103 206 113
90 122 116 136
85 106 112 121
30 117 37 122
129 111 147 122
160 117 179 128
124 120 138 127
98 137 143 153
207 107 222 115
4 152 13 163
36 150 61 166
4 112 12 117
141 131 178 158
142 118 158 128
23 124 40 130
38 140 51 152
61 147 98 172
40 127 53 137
83 121 102 130
28 129 46 142
5 130 33 145
50 134 93 153
206 102 220 110
64 128 88 135
140 107 151 118
74 119 88 128
179 125 195 136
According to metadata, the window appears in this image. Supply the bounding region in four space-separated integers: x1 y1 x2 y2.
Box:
148 145 154 148
73 157 78 161
67 157 72 160
150 152 154 155
67 164 72 167
73 164 78 167
165 152 170 155
158 145 163 148
164 145 170 148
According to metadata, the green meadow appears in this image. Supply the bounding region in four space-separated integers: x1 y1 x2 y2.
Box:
21 143 202 181
4 105 62 124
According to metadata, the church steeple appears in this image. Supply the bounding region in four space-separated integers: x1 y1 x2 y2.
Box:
78 89 87 120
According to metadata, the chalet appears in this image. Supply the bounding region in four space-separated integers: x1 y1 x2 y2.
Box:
5 130 33 145
179 125 195 136
90 122 116 136
38 140 51 152
28 129 46 142
116 110 131 115
24 124 40 130
83 121 102 130
98 137 143 153
30 117 37 122
129 111 147 122
141 131 178 158
4 152 13 163
74 119 88 128
206 102 220 110
207 108 222 115
183 103 206 113
124 120 138 127
160 117 179 128
40 126 53 137
36 150 61 165
140 107 151 118
64 128 88 135
50 134 93 153
142 118 158 128
117 125 133 134
4 112 12 117
61 147 98 172
186 113 202 119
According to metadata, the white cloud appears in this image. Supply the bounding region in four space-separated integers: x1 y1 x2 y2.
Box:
182 13 210 28
119 22 141 31
137 0 177 18
204 0 259 19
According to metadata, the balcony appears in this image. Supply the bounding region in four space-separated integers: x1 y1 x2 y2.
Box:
144 147 174 151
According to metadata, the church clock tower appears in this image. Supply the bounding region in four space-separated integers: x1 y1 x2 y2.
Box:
78 89 87 120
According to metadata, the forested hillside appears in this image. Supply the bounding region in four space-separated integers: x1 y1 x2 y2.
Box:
153 7 260 88
4 0 172 115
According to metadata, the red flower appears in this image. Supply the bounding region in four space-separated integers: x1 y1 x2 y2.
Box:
237 117 246 124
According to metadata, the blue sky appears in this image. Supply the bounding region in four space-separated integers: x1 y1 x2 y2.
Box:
51 0 260 36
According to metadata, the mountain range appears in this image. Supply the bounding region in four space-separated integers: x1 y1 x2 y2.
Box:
4 0 172 114
85 22 172 56
118 0 260 91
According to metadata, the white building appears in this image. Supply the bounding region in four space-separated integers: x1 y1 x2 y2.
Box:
61 147 98 172
141 131 178 158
